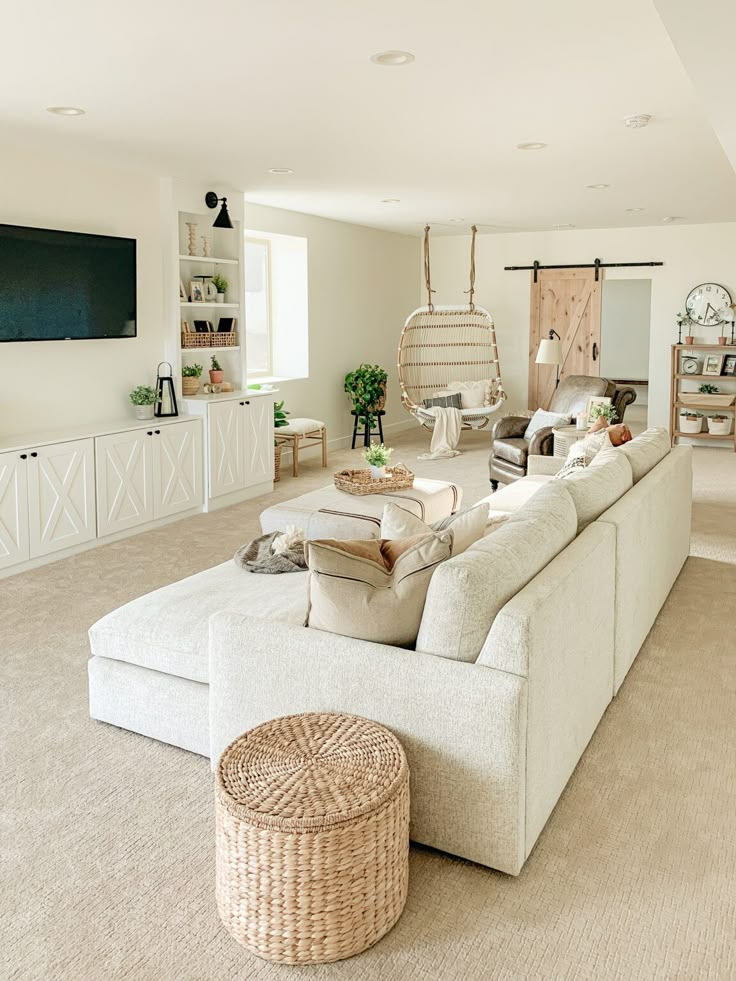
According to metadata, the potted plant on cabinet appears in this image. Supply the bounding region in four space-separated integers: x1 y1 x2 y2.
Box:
344 364 388 429
212 273 228 304
182 362 203 396
209 355 224 385
679 410 703 434
129 385 160 420
363 441 393 479
273 399 290 481
707 413 732 436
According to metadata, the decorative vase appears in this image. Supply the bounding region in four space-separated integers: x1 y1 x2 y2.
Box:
707 416 732 436
684 335 694 345
186 222 198 257
718 336 727 345
202 236 211 258
209 370 224 385
182 376 200 396
135 404 155 420
370 465 386 479
680 415 702 434
216 292 225 304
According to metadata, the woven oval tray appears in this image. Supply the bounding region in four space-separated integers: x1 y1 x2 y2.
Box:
334 464 414 495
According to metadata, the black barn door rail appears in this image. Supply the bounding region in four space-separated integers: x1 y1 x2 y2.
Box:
504 258 664 282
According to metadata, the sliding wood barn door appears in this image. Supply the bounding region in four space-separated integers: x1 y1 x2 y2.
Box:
528 267 602 410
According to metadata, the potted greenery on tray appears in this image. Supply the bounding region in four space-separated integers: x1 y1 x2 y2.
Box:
679 410 703 434
182 362 203 396
344 363 387 428
129 385 160 420
363 441 393 479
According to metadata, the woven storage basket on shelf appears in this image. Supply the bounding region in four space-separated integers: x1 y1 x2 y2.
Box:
215 712 410 964
274 442 282 481
181 331 212 349
333 464 414 496
213 331 238 348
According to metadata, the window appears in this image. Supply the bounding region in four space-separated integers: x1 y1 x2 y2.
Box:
244 239 271 375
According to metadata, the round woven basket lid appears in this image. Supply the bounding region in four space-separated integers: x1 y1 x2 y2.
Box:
216 712 408 832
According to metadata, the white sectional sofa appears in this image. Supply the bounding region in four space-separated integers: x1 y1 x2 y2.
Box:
88 436 692 875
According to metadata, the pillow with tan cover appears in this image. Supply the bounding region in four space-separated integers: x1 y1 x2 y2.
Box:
380 501 490 555
305 532 451 647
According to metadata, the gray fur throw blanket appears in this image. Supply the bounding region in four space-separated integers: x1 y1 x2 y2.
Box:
234 529 307 574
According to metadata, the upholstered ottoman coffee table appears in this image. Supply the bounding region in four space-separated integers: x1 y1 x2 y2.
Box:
215 712 410 964
260 477 462 540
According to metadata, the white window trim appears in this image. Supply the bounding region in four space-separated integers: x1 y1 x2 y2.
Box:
245 236 273 377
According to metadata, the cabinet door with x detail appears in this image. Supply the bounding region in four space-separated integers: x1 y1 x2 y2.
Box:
27 438 96 558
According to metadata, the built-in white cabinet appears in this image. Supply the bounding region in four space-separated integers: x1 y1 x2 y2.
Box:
96 419 202 537
0 437 95 568
207 397 273 499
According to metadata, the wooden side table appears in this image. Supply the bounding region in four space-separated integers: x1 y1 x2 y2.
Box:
552 425 587 458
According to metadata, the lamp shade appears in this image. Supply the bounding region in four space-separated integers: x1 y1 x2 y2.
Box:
536 338 563 365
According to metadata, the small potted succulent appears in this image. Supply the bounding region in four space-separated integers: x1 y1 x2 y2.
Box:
182 362 203 396
129 385 160 420
679 410 703 434
707 413 732 436
363 441 393 479
212 273 228 304
209 355 224 385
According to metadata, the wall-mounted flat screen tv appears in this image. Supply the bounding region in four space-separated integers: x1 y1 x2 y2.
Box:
0 223 136 342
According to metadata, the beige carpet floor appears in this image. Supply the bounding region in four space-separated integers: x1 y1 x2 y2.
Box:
1 430 734 981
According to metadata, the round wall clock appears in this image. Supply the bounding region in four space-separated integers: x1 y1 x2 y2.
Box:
685 283 732 325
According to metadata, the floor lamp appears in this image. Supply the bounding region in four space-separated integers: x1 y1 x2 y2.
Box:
536 329 563 389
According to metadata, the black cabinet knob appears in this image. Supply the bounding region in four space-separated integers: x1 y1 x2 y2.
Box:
154 430 160 435
20 453 27 460
244 400 250 405
147 431 153 436
30 451 38 458
239 401 245 406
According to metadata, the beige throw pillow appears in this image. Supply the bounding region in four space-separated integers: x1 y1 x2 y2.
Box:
447 379 488 410
618 427 670 482
559 433 634 532
380 501 489 556
305 532 452 647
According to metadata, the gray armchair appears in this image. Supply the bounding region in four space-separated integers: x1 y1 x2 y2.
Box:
489 375 636 488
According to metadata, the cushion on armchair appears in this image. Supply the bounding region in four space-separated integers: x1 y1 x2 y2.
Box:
523 408 571 440
493 438 529 467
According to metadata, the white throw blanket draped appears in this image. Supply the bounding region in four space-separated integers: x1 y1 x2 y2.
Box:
418 406 463 459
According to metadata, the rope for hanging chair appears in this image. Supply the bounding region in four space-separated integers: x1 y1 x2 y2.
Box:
423 225 436 312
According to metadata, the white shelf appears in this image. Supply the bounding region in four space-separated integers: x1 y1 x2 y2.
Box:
181 388 278 404
180 302 239 309
179 254 239 265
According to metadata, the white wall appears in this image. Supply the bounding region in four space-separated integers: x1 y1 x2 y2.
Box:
245 203 419 443
427 223 736 427
0 146 164 437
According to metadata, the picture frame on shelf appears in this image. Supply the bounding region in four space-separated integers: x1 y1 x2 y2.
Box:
216 317 237 333
189 281 206 303
703 354 725 376
722 355 736 377
181 320 190 333
193 320 214 333
179 279 187 300
585 395 612 426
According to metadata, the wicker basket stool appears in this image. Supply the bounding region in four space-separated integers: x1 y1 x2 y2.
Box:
215 712 410 964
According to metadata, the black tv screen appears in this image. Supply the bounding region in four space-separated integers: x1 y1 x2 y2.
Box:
0 224 136 342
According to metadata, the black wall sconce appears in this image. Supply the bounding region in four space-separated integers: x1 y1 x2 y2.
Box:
205 191 234 229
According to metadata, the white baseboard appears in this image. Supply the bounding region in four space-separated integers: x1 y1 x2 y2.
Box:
278 418 417 465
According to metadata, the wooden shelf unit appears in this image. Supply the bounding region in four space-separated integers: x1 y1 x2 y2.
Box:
670 343 736 452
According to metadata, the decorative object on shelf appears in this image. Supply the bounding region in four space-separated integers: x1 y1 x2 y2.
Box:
182 362 203 396
681 356 700 375
684 283 732 326
536 329 563 388
703 354 725 376
193 320 213 333
128 385 160 420
676 311 690 345
723 355 736 376
718 334 728 345
189 281 205 303
179 279 187 300
154 361 179 417
722 304 736 345
684 334 695 345
216 316 236 333
203 276 218 302
212 273 228 303
209 355 224 385
205 191 234 229
333 463 414 496
699 383 719 395
576 410 588 431
202 236 211 258
708 414 732 436
181 330 212 349
363 441 393 479
186 222 198 257
679 411 703 434
344 363 387 429
585 395 614 426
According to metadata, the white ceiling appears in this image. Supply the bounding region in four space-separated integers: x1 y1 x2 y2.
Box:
3 0 736 236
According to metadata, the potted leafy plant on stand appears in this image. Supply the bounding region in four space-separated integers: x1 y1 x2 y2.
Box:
182 363 203 396
129 385 160 420
344 364 387 429
212 274 228 304
363 442 393 479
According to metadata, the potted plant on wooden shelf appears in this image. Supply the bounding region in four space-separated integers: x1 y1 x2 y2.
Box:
344 363 387 428
707 413 732 436
182 363 203 396
363 441 393 479
209 355 224 385
129 385 160 420
679 410 703 434
273 399 290 482
212 273 228 304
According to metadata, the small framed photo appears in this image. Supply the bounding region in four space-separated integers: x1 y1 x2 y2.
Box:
722 355 736 376
703 354 725 376
585 395 612 425
189 281 206 303
216 317 237 333
179 279 187 300
193 320 213 333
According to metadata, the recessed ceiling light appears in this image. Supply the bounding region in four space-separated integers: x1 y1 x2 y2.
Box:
46 106 85 116
370 50 415 66
268 168 293 175
661 216 683 223
623 113 652 129
381 199 400 204
449 218 465 223
516 142 547 150
626 207 645 212
586 183 610 189
553 223 576 229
